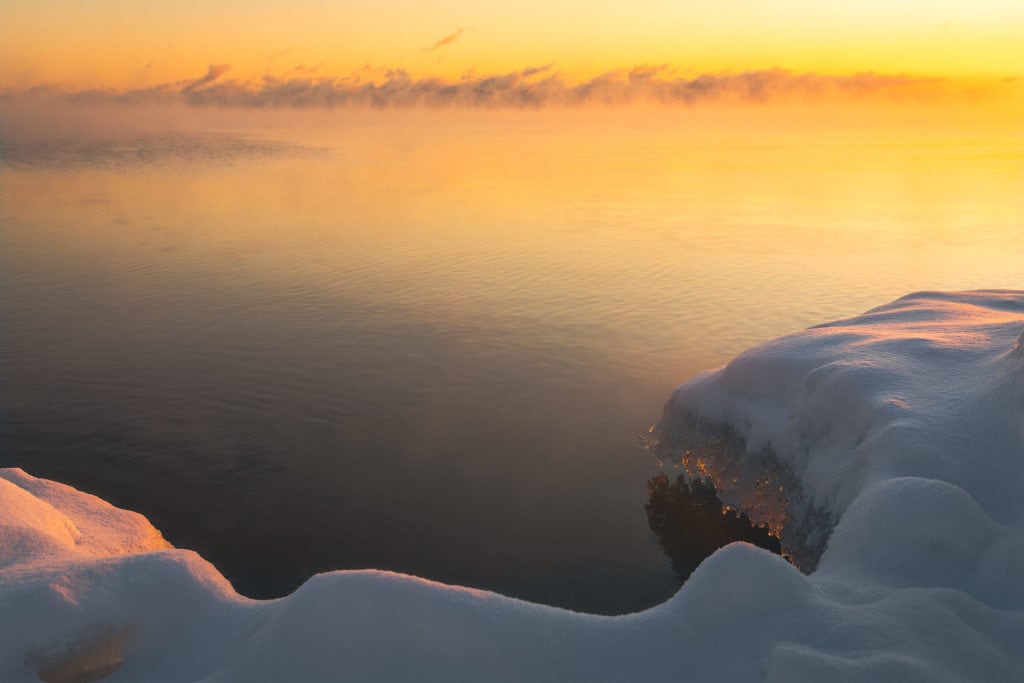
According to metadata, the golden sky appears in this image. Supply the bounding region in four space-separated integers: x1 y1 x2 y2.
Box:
2 0 1023 90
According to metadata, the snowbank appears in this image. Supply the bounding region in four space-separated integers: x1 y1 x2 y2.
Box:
3 290 1023 682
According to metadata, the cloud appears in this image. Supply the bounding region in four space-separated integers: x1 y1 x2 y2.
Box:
520 64 554 78
182 64 231 93
425 28 468 51
1 65 999 111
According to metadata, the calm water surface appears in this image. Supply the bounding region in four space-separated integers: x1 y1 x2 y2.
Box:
2 110 1022 613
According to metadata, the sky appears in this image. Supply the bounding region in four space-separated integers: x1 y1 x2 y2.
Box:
2 0 1023 92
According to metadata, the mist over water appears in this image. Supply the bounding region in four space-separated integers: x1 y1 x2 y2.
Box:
2 109 1022 613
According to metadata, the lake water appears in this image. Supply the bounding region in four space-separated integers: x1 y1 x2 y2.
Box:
2 107 1022 613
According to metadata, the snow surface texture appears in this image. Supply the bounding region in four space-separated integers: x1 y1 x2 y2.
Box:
2 290 1023 682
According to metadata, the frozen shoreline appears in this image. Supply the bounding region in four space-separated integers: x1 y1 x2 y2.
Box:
3 290 1022 682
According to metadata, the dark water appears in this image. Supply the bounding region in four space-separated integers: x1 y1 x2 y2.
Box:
646 474 782 582
3 118 1022 613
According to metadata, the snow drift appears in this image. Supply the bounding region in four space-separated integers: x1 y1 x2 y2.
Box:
2 290 1023 682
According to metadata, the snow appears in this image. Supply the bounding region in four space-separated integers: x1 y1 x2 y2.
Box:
2 290 1023 682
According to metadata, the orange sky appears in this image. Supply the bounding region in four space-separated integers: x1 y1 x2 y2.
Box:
2 0 1023 90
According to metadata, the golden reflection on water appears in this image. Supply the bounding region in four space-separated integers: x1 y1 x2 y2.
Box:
6 104 1022 383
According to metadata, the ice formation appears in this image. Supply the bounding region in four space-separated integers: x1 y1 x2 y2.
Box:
2 290 1022 682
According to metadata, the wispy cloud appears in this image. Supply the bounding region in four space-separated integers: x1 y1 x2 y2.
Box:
519 64 554 78
425 28 468 51
182 64 231 93
2 65 998 110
